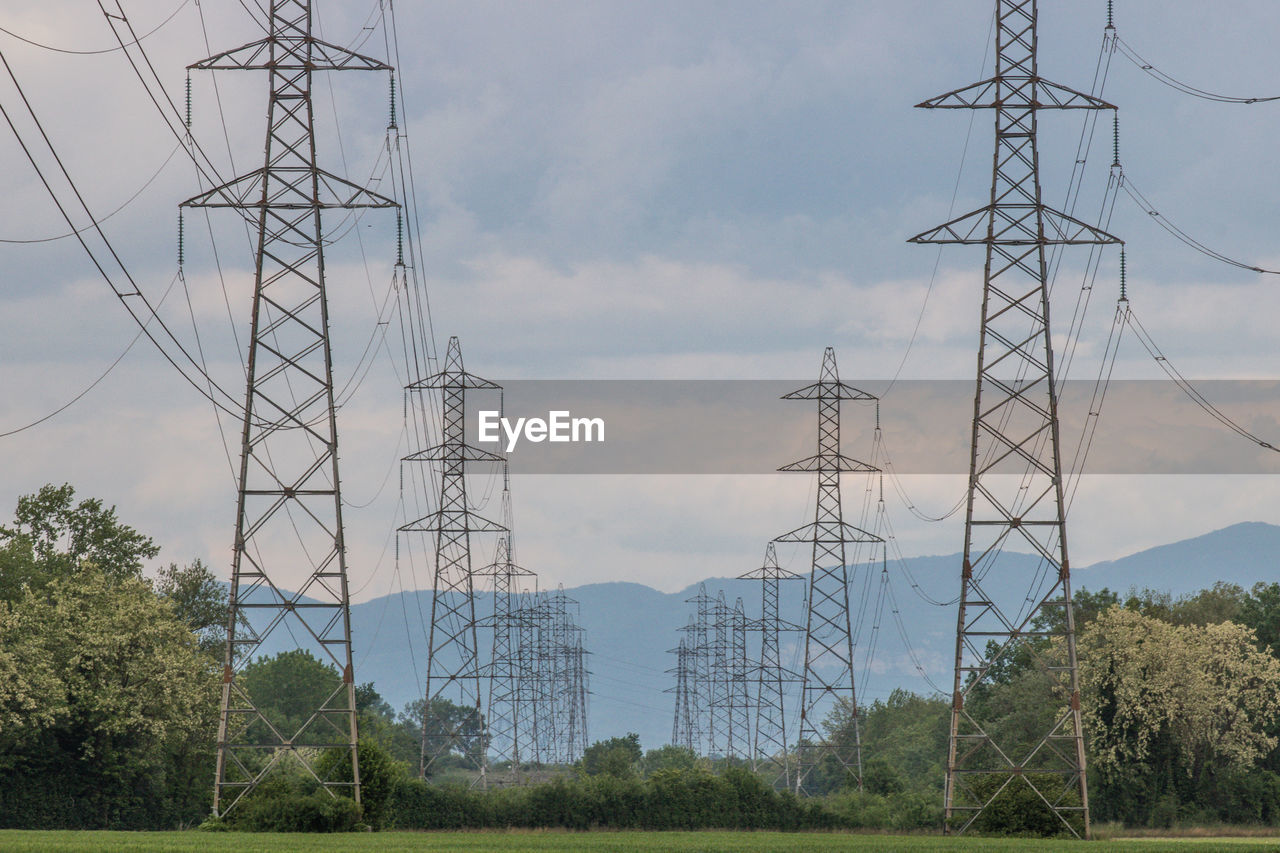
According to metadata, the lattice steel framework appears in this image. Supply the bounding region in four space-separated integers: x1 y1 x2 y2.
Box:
727 597 752 761
183 0 395 816
538 586 588 764
513 590 546 767
777 347 880 793
708 591 732 758
402 336 505 779
909 0 1117 838
739 542 802 788
479 512 535 784
684 583 714 755
667 634 696 752
567 619 589 762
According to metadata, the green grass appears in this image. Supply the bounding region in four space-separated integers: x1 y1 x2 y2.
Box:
7 831 1280 853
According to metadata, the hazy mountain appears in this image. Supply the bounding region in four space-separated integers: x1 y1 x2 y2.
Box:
347 521 1280 757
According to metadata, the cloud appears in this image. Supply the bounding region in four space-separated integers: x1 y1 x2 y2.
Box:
3 0 1280 614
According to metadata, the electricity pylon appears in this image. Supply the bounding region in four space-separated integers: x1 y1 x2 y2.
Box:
513 589 546 767
708 591 732 758
777 347 881 793
739 542 802 789
727 597 752 761
684 583 715 754
910 0 1118 838
402 336 505 780
667 635 696 752
478 474 536 785
183 0 395 816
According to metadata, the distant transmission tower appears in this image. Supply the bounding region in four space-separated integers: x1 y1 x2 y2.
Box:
708 591 732 758
403 336 505 780
183 0 395 816
539 585 587 763
727 597 752 762
568 616 590 761
739 543 802 788
910 0 1117 837
530 591 557 765
777 347 881 793
667 634 696 751
479 473 536 785
684 583 715 755
512 589 542 768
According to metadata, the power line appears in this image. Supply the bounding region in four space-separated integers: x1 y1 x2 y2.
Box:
0 141 182 244
1121 176 1280 275
0 51 245 417
0 0 191 55
1115 35 1280 104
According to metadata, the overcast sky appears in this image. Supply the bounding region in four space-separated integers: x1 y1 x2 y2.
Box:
2 1 1280 604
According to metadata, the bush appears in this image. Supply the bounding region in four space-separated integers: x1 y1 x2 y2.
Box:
314 738 405 830
965 773 1079 837
224 756 364 832
232 789 362 832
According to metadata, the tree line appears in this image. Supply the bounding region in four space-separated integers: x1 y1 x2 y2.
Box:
5 484 1280 832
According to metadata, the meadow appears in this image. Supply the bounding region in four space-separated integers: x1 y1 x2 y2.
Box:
6 831 1280 853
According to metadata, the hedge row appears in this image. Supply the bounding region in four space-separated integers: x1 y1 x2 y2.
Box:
388 767 931 831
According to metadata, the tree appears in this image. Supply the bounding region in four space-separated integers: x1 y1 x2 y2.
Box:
0 568 219 828
154 559 230 655
1080 607 1280 785
397 697 487 772
643 744 697 775
0 484 158 599
237 650 345 744
580 733 642 778
1239 582 1280 656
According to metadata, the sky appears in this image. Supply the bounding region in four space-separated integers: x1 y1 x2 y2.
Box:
3 0 1280 607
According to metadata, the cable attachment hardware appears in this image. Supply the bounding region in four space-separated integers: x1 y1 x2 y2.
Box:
1119 246 1127 302
395 209 404 266
1112 113 1121 169
388 72 397 131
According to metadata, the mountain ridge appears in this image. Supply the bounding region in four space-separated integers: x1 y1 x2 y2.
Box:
340 521 1280 755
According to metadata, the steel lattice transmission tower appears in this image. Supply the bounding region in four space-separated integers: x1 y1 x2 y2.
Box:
513 589 546 767
530 591 558 765
667 634 696 752
479 477 536 784
402 336 505 780
727 597 752 762
550 586 589 764
183 0 395 816
684 583 715 755
777 347 881 794
910 0 1118 838
708 591 733 758
739 542 802 788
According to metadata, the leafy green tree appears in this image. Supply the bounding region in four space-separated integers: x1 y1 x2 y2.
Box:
0 568 218 827
0 484 158 599
1119 583 1246 627
397 697 488 772
643 744 697 775
580 733 642 778
238 649 345 744
858 689 948 791
314 737 406 830
1080 607 1280 794
1239 581 1280 656
154 559 230 655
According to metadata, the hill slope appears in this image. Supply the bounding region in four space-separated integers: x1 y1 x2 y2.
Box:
348 521 1280 755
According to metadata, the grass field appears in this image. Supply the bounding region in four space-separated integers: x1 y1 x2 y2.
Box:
5 831 1280 852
